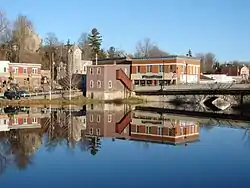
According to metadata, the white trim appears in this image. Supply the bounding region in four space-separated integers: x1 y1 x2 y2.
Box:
97 80 101 88
131 132 199 138
9 62 41 68
90 80 94 88
108 114 112 122
97 115 101 122
108 80 112 88
97 67 101 74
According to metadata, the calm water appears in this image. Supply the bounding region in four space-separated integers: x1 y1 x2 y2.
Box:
0 105 250 188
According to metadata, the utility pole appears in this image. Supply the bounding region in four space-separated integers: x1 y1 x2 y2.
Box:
186 63 188 85
65 39 72 100
95 53 98 65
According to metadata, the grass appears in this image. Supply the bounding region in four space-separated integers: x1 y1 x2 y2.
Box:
0 96 144 107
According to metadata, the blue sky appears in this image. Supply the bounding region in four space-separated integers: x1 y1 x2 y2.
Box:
0 0 249 61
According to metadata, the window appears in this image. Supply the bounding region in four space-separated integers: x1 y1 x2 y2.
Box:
14 118 18 125
194 125 198 133
97 67 101 74
23 118 27 124
90 68 93 74
14 67 18 73
90 104 94 110
147 65 152 72
180 127 184 135
136 66 141 73
96 128 100 136
108 115 112 122
89 128 93 135
124 68 128 75
170 65 173 71
136 125 140 133
159 65 164 72
97 80 101 88
90 80 94 88
90 115 94 122
23 68 27 74
32 68 37 74
157 127 163 135
3 120 6 125
146 126 151 134
196 67 199 74
3 67 6 72
32 117 37 123
134 80 139 85
108 81 112 88
97 115 101 122
191 126 195 133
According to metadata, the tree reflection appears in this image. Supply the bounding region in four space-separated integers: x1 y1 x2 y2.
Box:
87 136 101 156
4 129 42 171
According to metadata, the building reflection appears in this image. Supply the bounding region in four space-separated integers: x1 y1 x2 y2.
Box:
85 104 200 146
130 110 200 145
0 104 201 176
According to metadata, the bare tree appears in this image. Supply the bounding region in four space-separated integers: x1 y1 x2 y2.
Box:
44 32 59 47
0 11 11 43
135 38 169 58
78 32 91 60
196 52 216 73
12 15 34 62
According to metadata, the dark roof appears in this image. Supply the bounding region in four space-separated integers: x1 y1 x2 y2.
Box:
95 55 201 63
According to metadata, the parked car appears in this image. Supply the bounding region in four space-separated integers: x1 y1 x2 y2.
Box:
4 90 18 100
4 90 30 100
4 106 20 114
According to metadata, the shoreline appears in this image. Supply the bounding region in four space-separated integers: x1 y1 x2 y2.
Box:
0 96 144 106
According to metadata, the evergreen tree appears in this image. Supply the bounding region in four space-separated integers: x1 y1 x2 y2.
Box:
88 28 102 58
187 49 192 57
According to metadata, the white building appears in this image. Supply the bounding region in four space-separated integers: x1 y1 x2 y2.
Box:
68 45 92 74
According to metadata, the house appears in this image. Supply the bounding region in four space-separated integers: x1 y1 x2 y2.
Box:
86 63 131 100
57 45 92 94
9 62 41 89
0 60 42 90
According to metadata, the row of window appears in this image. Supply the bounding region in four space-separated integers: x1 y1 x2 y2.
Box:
135 65 199 74
136 65 174 73
89 67 101 75
11 67 38 74
89 128 101 136
135 125 198 135
89 114 112 123
135 126 164 135
89 80 113 88
11 117 38 125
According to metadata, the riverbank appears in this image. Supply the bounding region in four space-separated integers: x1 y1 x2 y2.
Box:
0 96 144 106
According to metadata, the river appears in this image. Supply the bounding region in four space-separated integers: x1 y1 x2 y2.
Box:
0 104 250 188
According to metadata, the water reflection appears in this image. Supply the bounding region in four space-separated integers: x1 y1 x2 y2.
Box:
0 104 249 177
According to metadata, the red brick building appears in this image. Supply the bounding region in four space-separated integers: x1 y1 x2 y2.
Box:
9 62 42 89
